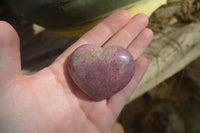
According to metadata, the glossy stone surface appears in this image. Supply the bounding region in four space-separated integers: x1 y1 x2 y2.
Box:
68 44 135 101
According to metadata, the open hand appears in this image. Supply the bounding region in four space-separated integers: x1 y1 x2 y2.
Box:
0 10 153 133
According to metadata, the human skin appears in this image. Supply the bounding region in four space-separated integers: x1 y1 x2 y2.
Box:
0 10 153 133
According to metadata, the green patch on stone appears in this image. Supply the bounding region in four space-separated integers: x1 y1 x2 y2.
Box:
85 53 96 62
72 54 84 65
98 49 109 60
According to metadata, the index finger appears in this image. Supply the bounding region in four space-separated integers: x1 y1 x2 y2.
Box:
57 10 131 60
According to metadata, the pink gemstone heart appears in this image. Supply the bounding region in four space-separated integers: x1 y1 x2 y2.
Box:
68 44 135 101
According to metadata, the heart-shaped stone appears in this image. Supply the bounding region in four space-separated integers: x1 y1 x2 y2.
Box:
68 44 135 101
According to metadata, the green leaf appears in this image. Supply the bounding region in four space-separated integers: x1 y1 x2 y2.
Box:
5 0 167 37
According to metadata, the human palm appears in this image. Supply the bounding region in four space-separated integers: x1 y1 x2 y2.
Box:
0 10 153 133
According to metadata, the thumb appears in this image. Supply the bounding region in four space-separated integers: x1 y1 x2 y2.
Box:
0 21 21 89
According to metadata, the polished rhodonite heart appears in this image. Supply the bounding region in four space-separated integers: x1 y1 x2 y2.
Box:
67 44 135 101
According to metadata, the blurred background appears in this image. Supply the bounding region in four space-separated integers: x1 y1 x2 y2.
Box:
0 0 200 133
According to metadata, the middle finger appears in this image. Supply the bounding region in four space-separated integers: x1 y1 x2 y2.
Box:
103 14 149 48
